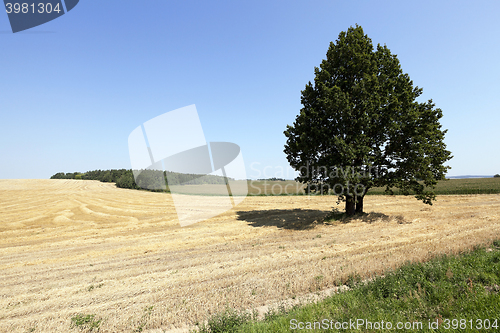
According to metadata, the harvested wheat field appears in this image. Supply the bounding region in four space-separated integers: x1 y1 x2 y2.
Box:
1 179 499 332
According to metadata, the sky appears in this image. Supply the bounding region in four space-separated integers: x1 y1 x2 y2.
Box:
1 0 499 180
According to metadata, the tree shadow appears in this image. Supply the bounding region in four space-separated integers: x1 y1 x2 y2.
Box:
326 210 411 224
237 209 405 230
326 211 392 224
236 209 331 230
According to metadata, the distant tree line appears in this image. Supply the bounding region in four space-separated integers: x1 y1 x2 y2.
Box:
50 169 231 191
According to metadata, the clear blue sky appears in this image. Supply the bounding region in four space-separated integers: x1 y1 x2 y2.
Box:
1 0 499 179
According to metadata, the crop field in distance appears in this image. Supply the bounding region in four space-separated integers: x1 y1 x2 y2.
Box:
0 179 499 332
245 177 500 196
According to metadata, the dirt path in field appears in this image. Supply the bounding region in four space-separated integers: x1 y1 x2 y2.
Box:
0 179 499 332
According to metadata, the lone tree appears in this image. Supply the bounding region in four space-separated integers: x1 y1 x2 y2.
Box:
284 25 452 216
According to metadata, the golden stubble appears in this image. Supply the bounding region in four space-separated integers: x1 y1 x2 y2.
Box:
0 179 499 332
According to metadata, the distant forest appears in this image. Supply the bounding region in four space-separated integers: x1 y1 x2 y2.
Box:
50 169 232 191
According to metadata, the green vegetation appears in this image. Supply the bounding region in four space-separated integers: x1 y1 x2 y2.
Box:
196 240 500 332
50 169 231 191
86 283 104 292
367 177 500 195
70 314 102 332
51 169 134 184
284 25 452 215
246 177 500 196
198 308 256 333
51 172 500 197
494 174 500 178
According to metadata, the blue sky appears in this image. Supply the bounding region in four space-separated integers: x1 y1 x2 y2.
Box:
1 0 499 179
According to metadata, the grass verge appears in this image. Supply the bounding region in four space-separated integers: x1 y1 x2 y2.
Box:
196 240 500 332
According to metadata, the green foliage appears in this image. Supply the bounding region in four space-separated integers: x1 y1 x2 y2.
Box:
101 171 112 182
50 171 83 180
70 314 102 332
494 174 500 178
164 170 231 185
368 177 500 195
50 169 131 183
133 169 166 191
284 25 452 214
50 172 66 179
197 308 253 333
50 169 231 192
86 283 103 292
263 304 290 322
116 172 139 189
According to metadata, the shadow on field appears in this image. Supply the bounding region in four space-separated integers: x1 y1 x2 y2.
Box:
330 211 395 224
236 209 331 230
237 209 401 229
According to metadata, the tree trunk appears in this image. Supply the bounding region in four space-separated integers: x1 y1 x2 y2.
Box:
355 195 364 214
345 196 356 216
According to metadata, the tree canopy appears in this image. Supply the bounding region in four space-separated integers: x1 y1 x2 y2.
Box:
284 25 452 215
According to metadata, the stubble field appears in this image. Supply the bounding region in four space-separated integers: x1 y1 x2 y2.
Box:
1 179 499 332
